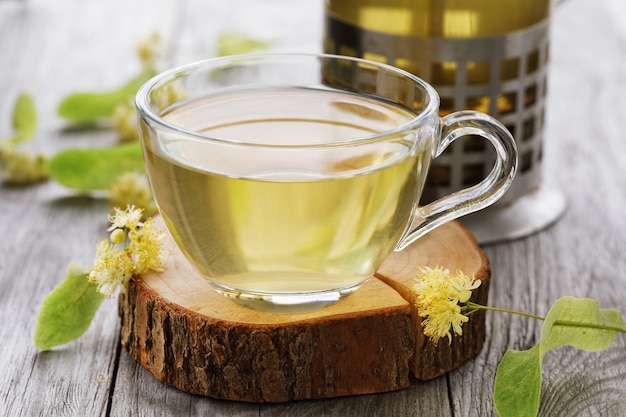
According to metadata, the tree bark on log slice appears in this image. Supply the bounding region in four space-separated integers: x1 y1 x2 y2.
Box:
118 217 489 402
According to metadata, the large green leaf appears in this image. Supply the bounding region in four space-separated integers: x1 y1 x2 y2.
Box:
216 33 272 57
493 344 542 417
48 142 144 191
57 69 154 123
541 296 626 352
34 263 104 351
11 92 37 142
493 297 626 417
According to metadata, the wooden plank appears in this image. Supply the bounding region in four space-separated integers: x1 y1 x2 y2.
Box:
0 1 120 412
446 1 626 414
259 379 453 417
109 353 262 417
0 1 174 416
0 192 120 417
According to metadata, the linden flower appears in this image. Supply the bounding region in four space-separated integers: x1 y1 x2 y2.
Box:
413 266 482 344
107 205 143 231
89 205 166 297
108 172 156 217
88 239 134 297
128 218 166 273
153 82 187 111
111 101 139 142
137 32 162 69
0 146 48 185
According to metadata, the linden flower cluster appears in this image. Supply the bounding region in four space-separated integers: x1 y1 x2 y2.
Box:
153 82 187 113
111 81 186 142
413 266 482 344
0 146 48 185
108 172 156 216
111 100 140 142
111 32 165 142
88 205 166 297
137 32 162 69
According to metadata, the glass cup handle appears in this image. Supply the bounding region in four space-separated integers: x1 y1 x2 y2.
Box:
395 110 518 251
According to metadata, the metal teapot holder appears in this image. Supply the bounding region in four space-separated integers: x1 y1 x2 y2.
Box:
325 16 566 244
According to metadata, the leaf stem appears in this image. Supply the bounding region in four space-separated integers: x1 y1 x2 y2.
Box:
550 320 626 334
466 302 626 334
465 302 545 321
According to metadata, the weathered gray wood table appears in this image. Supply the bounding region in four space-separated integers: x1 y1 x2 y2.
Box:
2 0 626 415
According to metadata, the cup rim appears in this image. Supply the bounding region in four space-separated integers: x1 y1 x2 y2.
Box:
135 52 440 148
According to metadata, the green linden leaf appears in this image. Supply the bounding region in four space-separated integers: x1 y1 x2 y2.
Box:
541 296 626 353
493 344 542 417
11 92 37 143
57 68 154 123
48 141 144 191
34 263 104 351
217 33 272 57
493 297 625 417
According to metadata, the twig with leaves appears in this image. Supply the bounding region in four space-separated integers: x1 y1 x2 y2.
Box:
34 206 167 351
414 266 626 417
0 93 48 184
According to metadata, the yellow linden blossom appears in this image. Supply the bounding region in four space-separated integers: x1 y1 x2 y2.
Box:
89 240 134 297
153 82 187 112
107 205 143 231
128 218 166 273
413 266 482 344
0 146 48 184
89 205 166 297
111 100 139 142
108 172 156 217
137 32 162 69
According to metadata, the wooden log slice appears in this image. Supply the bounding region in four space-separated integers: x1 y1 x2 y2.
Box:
118 217 489 402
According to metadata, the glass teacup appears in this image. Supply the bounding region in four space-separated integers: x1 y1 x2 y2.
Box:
135 53 517 312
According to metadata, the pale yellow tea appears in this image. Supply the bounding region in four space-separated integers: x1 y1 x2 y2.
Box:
142 88 430 297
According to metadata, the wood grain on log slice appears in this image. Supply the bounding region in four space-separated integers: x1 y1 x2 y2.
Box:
118 217 489 402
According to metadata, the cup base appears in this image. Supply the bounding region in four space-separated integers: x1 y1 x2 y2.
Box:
209 281 365 313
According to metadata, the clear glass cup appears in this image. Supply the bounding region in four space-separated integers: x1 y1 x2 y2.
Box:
135 53 517 312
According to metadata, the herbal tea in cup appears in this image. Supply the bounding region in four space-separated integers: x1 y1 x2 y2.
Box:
136 54 517 312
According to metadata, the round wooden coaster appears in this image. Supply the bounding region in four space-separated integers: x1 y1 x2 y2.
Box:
119 217 489 402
